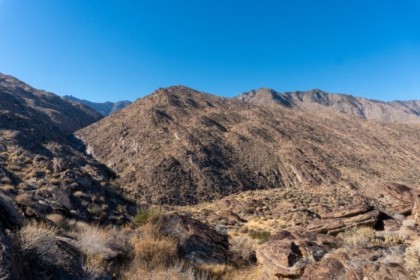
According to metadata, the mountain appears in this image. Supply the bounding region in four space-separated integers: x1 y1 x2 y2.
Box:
238 88 420 124
64 95 131 116
0 73 133 225
77 86 420 210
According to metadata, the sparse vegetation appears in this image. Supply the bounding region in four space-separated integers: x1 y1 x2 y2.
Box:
248 230 270 244
134 207 161 226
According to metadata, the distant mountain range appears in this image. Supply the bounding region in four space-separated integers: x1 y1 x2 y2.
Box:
238 88 420 124
63 95 131 116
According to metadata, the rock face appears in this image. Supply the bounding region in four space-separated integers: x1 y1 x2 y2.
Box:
158 214 228 265
77 86 420 206
63 95 132 116
256 229 339 278
238 88 420 124
0 73 133 225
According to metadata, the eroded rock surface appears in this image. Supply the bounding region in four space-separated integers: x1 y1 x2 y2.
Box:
158 214 229 265
256 229 339 278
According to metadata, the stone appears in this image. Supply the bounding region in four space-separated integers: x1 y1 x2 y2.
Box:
158 214 229 265
302 246 410 280
256 228 339 278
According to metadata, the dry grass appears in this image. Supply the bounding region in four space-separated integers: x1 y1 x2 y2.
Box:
130 234 178 269
339 226 379 248
69 222 132 276
229 236 257 266
18 221 64 267
123 261 208 280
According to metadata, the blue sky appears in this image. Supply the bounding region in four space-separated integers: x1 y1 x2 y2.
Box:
0 0 419 102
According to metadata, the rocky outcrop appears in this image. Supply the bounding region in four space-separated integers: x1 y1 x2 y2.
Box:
256 229 339 278
158 214 228 265
308 204 379 235
301 246 409 280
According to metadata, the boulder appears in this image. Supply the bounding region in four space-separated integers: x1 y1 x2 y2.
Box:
158 214 228 265
256 228 339 278
377 183 413 215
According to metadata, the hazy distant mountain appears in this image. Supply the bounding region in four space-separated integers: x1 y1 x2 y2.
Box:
238 88 420 124
76 85 420 206
64 95 131 116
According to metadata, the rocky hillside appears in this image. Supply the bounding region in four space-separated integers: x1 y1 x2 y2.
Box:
77 86 420 208
64 95 131 116
0 73 134 225
238 88 420 124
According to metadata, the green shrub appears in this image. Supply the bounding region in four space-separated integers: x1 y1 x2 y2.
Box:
248 230 270 244
134 208 161 226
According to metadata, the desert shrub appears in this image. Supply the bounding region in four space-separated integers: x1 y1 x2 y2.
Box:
130 234 178 269
123 260 209 280
17 221 73 270
229 236 257 266
248 230 270 244
69 222 133 277
339 226 378 248
134 207 161 226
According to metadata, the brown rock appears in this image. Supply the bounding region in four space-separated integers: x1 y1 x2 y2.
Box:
319 203 370 219
256 228 339 278
308 210 379 235
302 246 409 280
412 188 420 224
158 214 228 265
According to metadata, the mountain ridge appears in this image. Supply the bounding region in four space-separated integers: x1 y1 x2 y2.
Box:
63 95 132 116
238 88 420 123
77 85 420 209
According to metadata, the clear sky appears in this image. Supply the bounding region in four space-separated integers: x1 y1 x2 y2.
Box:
0 0 419 102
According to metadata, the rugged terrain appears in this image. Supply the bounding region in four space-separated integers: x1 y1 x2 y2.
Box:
1 75 419 279
238 88 420 124
64 95 132 116
78 86 420 209
0 73 134 225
